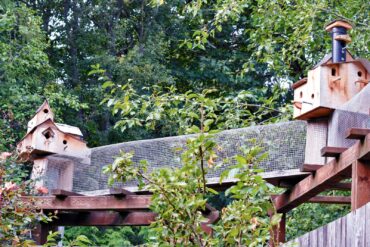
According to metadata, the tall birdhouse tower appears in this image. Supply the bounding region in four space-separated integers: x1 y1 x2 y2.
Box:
293 20 370 120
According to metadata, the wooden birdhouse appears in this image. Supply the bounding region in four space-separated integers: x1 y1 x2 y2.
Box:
293 20 370 120
17 101 90 162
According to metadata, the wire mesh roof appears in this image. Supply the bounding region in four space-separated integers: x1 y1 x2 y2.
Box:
61 120 307 192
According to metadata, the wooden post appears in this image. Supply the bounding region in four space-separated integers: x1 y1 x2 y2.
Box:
32 223 56 245
270 213 285 246
31 158 48 189
351 159 370 210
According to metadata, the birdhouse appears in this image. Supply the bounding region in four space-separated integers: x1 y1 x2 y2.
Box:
17 101 90 162
293 20 370 120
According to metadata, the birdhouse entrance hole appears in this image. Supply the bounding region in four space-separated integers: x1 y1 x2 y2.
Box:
42 128 55 140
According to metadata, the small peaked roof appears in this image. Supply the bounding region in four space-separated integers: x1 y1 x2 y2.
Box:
20 118 85 143
355 58 370 73
36 100 53 115
325 19 353 32
55 123 83 136
311 49 365 69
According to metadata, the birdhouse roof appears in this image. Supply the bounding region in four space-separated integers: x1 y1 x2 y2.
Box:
311 50 370 74
19 118 85 143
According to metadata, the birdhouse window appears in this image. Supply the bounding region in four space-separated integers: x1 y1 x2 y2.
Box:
43 109 49 114
63 140 67 145
42 128 55 140
358 71 362 77
331 68 336 76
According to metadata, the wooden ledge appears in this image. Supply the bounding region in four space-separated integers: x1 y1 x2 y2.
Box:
301 164 324 172
51 189 83 199
109 188 135 197
321 147 347 158
346 128 370 140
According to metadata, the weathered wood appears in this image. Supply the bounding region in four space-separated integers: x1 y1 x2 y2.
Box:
283 202 370 247
351 160 370 210
292 77 308 89
109 188 135 197
307 196 350 204
51 189 83 199
269 213 285 246
346 128 370 140
48 211 156 226
320 146 347 158
23 195 152 211
272 195 350 204
327 182 351 191
302 164 324 172
274 134 370 213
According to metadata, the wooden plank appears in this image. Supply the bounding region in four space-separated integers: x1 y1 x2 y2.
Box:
273 136 370 213
51 189 83 199
23 195 152 211
302 164 324 172
327 182 351 191
49 211 156 226
271 195 350 204
109 188 135 197
307 196 350 204
351 160 370 210
321 147 347 158
365 204 370 247
354 205 366 247
346 128 370 140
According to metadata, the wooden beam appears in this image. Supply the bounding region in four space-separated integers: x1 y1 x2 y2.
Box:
321 146 347 158
200 210 220 235
109 188 135 197
269 213 285 246
272 195 350 204
351 160 370 210
51 189 82 199
277 181 351 191
301 164 323 172
23 195 151 211
346 128 370 140
274 134 370 213
307 196 350 204
327 182 351 191
49 211 156 226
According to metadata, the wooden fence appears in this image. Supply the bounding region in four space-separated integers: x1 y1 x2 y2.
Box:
284 202 370 247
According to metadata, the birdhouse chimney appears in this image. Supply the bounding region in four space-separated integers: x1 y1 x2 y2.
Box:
325 20 353 63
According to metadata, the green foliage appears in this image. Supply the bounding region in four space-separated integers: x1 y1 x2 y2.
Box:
286 190 350 241
103 85 282 246
0 153 55 246
63 226 149 246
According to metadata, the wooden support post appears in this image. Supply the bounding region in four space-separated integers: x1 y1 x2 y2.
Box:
270 213 285 246
32 223 57 245
351 160 370 210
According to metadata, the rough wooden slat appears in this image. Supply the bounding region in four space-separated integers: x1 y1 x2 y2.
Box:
351 160 370 210
109 188 135 197
51 189 83 199
301 164 324 172
49 211 156 226
274 134 370 213
23 195 152 211
365 204 370 247
320 147 347 158
345 128 370 140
